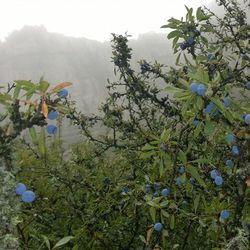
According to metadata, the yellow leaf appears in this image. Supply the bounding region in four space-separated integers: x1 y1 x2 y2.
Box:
51 82 72 93
5 125 11 136
146 228 153 246
41 101 48 118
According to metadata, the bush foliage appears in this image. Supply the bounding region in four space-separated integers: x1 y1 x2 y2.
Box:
0 0 250 249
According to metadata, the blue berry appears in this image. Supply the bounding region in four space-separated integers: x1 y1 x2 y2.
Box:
244 114 250 124
153 191 159 197
242 53 248 60
15 183 26 195
246 81 250 90
189 178 195 185
220 210 229 220
180 42 188 50
232 145 240 155
207 53 214 61
178 165 185 174
161 188 170 197
192 119 200 126
210 170 218 179
145 184 151 193
226 159 233 167
121 186 129 194
196 84 207 96
226 134 235 143
215 176 223 186
48 111 58 120
176 177 182 186
154 222 163 232
223 97 230 107
154 183 161 190
46 125 57 135
103 177 110 184
21 190 36 203
57 89 68 98
187 37 194 45
204 102 214 114
189 83 198 93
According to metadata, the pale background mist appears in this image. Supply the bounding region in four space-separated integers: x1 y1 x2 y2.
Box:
1 0 212 42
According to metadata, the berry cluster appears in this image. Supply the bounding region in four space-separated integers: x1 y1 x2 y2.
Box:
15 183 36 203
189 83 207 96
46 89 69 135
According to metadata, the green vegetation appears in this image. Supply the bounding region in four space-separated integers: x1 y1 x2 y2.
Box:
0 0 249 249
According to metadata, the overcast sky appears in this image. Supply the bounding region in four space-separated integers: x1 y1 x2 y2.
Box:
1 0 212 42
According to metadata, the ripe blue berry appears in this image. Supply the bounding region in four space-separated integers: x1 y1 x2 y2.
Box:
15 183 26 195
176 177 182 186
242 53 248 60
204 102 214 114
180 42 188 50
189 83 198 93
161 188 170 197
153 191 159 197
215 176 223 186
226 134 235 143
192 119 200 126
210 170 218 179
220 210 229 220
226 159 233 167
189 178 195 185
244 114 250 124
196 84 207 96
21 190 36 203
57 89 68 98
103 177 110 184
232 145 240 156
46 125 57 135
178 165 185 174
154 222 163 232
223 97 230 107
154 183 161 190
48 111 58 120
246 81 250 90
121 186 129 194
207 53 214 61
187 37 194 45
145 184 151 193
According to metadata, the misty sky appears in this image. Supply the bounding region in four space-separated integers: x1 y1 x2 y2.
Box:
1 0 212 42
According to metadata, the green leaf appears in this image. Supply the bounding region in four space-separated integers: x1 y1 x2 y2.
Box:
194 122 203 137
139 235 146 244
141 144 157 151
29 127 37 143
149 207 156 222
194 194 201 213
178 150 187 164
167 30 182 40
170 214 175 230
210 97 234 123
161 210 170 218
0 93 12 104
52 236 74 249
42 235 51 250
186 165 206 188
13 84 22 99
196 7 210 21
39 80 50 94
38 127 46 156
